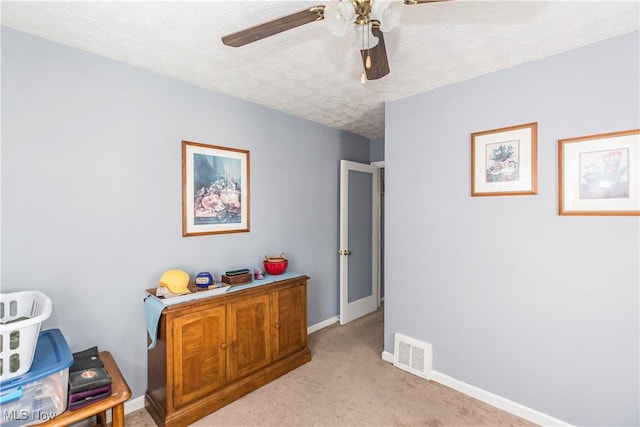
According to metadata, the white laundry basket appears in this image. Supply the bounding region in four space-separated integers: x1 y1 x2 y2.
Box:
0 291 53 381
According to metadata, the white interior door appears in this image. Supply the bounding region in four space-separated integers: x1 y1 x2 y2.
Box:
339 160 379 325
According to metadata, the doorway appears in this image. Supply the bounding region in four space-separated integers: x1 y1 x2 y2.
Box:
339 160 383 324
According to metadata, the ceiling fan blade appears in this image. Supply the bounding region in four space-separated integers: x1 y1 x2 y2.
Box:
361 26 390 80
222 6 325 47
404 0 452 4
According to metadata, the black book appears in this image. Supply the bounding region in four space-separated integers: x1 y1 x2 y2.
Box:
68 385 112 411
70 346 104 372
69 384 112 404
72 346 99 360
68 367 112 394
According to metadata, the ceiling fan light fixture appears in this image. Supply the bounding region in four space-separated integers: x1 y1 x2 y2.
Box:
370 0 390 21
324 2 350 36
339 0 356 22
376 0 404 32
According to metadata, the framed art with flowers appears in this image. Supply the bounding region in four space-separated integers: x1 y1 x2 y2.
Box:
558 129 639 216
471 122 538 196
182 140 250 236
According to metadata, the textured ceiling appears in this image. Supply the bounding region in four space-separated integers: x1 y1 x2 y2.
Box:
2 1 639 138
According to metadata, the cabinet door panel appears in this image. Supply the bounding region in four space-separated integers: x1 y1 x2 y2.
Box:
228 294 271 380
172 305 226 407
272 283 307 360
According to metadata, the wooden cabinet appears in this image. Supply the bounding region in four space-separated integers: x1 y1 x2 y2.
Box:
172 304 226 408
146 275 311 427
272 284 307 361
228 293 271 380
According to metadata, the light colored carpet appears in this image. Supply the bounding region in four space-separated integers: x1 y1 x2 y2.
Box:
128 307 536 426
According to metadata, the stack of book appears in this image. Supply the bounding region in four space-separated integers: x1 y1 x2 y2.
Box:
68 347 112 410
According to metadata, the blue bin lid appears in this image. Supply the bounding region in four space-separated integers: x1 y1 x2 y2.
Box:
0 328 73 391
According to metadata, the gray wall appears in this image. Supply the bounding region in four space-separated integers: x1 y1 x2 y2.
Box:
385 32 639 426
370 136 385 163
1 27 369 399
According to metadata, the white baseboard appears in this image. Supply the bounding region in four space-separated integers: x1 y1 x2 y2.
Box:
307 316 339 335
431 370 572 427
379 352 571 427
125 395 146 414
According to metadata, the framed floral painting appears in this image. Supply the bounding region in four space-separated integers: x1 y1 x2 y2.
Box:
182 140 250 236
558 129 639 216
471 122 538 196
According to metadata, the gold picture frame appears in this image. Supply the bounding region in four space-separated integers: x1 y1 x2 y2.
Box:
471 122 538 196
558 129 639 216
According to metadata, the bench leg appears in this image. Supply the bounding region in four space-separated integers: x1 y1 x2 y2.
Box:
96 410 107 427
111 403 126 427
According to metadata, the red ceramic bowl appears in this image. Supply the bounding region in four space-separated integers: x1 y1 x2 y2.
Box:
264 259 288 275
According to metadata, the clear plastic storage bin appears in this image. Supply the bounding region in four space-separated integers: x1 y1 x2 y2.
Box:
0 329 72 427
0 291 53 381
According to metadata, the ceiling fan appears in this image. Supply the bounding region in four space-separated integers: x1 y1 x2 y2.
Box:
221 0 450 83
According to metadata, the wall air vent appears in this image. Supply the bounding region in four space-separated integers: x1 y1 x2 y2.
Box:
393 332 432 380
